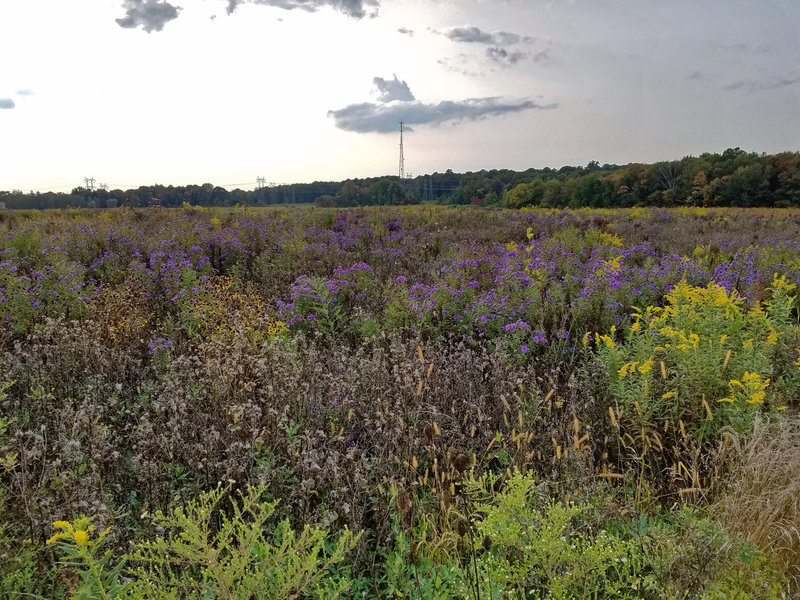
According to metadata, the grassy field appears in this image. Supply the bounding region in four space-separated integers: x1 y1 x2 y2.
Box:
1 204 799 598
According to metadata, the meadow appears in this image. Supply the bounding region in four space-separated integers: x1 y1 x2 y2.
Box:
1 204 800 599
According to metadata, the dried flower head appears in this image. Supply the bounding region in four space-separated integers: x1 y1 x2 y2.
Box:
456 517 470 537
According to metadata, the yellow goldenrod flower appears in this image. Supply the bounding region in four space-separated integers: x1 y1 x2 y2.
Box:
630 320 640 332
662 391 676 400
638 360 653 375
73 530 89 545
599 334 615 349
766 329 778 345
718 397 734 404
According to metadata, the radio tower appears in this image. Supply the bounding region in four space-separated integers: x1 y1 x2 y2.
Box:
398 120 405 180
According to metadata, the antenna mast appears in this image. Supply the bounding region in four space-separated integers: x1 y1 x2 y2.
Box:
398 120 405 180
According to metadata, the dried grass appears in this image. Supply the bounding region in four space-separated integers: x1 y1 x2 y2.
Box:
720 414 800 585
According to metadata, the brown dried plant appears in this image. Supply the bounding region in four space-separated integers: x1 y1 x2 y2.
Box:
720 414 800 587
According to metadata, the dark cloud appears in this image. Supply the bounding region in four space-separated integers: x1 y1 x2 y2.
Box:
373 75 415 102
724 80 747 91
486 46 525 67
328 97 556 133
442 26 529 46
724 71 800 92
226 0 378 18
397 27 413 36
532 48 552 64
116 0 181 32
717 42 771 54
0 98 15 110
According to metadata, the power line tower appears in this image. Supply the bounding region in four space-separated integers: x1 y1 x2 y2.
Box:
398 120 405 180
256 177 266 204
83 177 95 191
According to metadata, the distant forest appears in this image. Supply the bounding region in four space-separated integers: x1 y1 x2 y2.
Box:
2 147 799 210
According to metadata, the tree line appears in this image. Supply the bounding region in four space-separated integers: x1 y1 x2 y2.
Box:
2 148 799 210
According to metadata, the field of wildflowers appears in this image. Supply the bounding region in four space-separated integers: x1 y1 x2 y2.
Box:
1 204 799 598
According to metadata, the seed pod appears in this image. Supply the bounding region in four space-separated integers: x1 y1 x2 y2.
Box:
442 488 452 508
409 542 419 562
396 490 411 513
482 535 493 551
423 424 435 443
457 518 470 537
453 453 470 473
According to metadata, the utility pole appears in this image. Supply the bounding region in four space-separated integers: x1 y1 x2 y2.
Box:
398 121 405 181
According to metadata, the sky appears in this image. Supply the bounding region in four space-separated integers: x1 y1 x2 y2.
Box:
1 0 799 192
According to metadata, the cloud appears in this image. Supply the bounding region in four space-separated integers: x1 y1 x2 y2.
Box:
226 0 378 18
15 89 34 96
441 26 529 46
724 71 800 92
486 47 525 67
397 27 413 36
328 97 556 133
373 75 415 102
116 0 181 32
0 99 15 110
715 41 771 54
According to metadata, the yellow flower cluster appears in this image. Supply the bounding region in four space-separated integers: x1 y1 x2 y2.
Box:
266 320 288 336
718 371 770 405
583 331 615 349
617 359 653 378
47 518 103 547
659 280 743 322
597 232 624 248
186 276 285 342
596 255 623 277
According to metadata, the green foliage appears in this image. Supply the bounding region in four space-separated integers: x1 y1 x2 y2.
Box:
595 277 798 439
465 471 653 599
384 472 785 599
47 516 133 600
0 383 39 599
131 484 359 599
643 508 785 600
